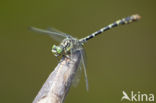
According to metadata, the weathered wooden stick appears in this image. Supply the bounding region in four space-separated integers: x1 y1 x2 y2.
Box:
33 51 81 103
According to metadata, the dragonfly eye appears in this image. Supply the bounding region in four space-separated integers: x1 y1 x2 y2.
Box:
52 45 62 54
52 45 57 53
56 47 62 54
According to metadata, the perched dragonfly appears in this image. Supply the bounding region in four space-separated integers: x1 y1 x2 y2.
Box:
30 14 140 91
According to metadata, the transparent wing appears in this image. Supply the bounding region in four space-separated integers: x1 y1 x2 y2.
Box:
79 47 89 91
72 66 82 87
30 26 67 42
71 47 82 87
47 27 73 38
47 27 68 36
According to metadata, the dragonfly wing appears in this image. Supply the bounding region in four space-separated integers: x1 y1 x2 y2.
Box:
79 47 89 91
72 66 82 87
48 27 72 38
30 26 67 42
47 27 67 35
71 47 82 87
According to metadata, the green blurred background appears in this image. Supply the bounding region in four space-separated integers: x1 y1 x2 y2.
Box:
0 0 156 103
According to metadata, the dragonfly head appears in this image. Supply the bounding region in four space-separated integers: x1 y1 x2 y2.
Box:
51 45 63 57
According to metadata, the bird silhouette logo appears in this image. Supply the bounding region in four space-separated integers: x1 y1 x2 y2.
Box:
121 91 131 101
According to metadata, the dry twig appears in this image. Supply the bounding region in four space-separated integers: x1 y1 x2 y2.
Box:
33 51 81 103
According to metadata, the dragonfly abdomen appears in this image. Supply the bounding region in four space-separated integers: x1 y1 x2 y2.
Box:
80 14 141 43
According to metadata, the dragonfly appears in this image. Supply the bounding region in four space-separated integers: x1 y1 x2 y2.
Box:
30 14 140 91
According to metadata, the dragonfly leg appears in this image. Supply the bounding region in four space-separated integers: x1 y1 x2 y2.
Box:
56 56 61 62
56 54 64 63
63 54 75 65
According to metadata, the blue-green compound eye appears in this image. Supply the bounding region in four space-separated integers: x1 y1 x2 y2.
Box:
56 47 62 54
52 45 56 49
52 45 57 53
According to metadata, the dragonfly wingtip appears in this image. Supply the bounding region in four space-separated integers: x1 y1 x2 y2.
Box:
28 26 35 31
